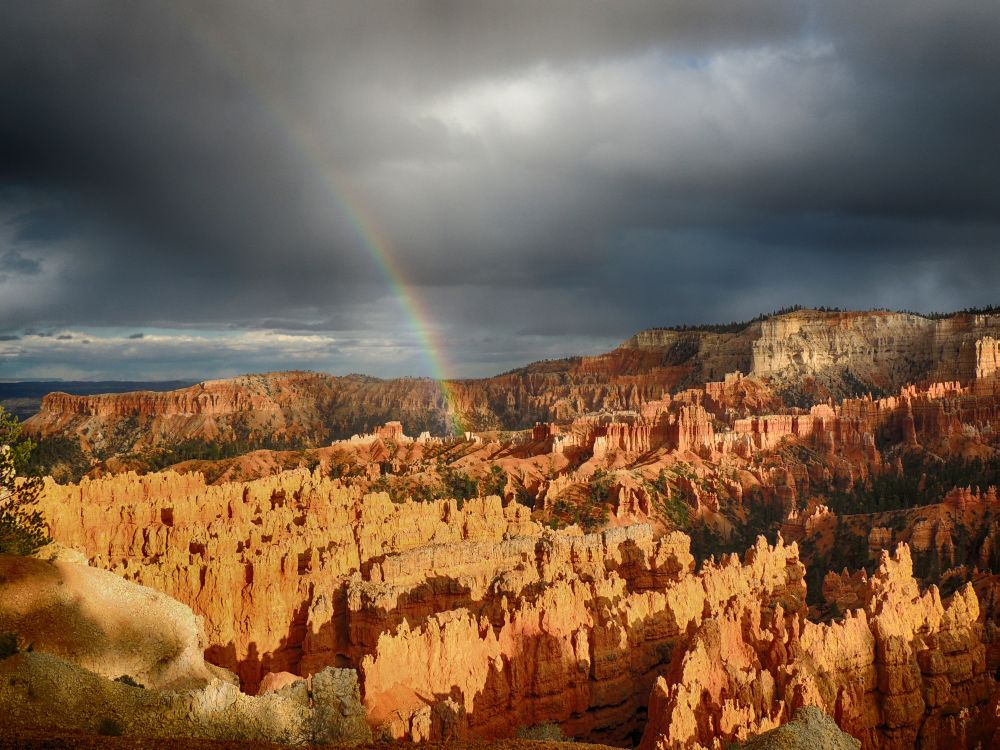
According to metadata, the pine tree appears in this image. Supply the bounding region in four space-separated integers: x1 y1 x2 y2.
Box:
0 407 49 555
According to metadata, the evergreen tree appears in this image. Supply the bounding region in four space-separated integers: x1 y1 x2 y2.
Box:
0 407 49 555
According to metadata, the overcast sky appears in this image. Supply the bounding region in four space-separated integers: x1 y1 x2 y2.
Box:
2 1 999 380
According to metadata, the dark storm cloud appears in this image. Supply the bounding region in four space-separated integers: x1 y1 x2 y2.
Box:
1 1 998 379
0 249 41 275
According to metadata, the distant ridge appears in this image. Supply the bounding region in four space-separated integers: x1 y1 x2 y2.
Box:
19 308 1000 460
0 380 197 420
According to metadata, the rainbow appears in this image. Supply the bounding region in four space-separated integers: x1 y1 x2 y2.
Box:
166 7 465 434
328 182 466 436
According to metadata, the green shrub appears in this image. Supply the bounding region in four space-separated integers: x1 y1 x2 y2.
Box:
479 464 507 497
0 407 49 556
513 482 534 509
438 463 478 501
23 436 89 483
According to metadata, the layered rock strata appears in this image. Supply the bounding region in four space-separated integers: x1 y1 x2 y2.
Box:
25 310 1000 456
625 310 1000 395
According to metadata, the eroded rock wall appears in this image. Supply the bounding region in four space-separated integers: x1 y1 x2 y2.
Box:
36 469 536 692
639 545 993 750
357 532 803 744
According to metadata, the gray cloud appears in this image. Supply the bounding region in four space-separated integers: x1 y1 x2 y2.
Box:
1 1 998 379
0 248 41 276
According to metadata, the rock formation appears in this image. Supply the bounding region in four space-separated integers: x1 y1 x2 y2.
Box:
359 532 802 743
34 469 536 693
24 448 1000 748
627 310 1000 396
31 463 816 743
639 544 992 750
0 553 227 690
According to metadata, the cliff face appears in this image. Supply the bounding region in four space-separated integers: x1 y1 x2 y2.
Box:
26 372 455 453
619 326 759 383
24 352 695 455
629 311 1000 396
749 311 1000 391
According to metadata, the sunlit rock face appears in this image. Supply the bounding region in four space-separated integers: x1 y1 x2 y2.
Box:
640 544 992 750
0 551 224 691
35 469 538 693
35 464 814 743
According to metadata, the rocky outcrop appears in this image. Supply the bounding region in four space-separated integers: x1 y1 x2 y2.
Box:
0 652 371 745
620 327 757 383
799 486 1000 594
355 532 803 743
974 336 1000 380
724 377 1000 461
0 553 224 690
531 401 717 460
